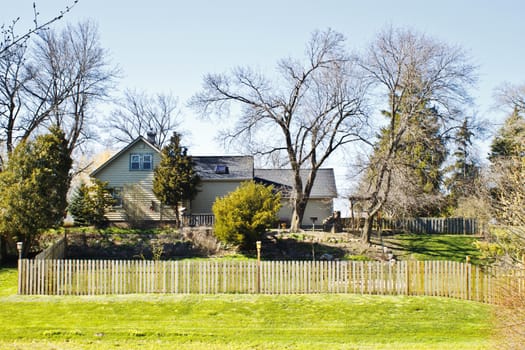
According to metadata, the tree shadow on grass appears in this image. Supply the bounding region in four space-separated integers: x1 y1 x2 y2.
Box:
380 234 481 263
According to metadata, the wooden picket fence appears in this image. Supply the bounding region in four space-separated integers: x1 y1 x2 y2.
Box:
343 217 479 234
379 217 479 234
17 259 525 303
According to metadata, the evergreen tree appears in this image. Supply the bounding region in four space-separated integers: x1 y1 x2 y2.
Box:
445 118 481 208
69 183 92 226
212 181 281 249
365 98 447 218
488 108 525 225
69 180 114 227
489 107 525 161
153 132 200 225
0 127 72 256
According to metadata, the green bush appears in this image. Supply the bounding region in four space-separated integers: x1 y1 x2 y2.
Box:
212 181 281 249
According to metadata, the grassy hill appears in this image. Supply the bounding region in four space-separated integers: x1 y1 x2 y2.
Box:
0 266 492 349
0 233 494 349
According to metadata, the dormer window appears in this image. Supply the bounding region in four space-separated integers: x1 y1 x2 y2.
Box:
215 165 229 174
130 153 153 171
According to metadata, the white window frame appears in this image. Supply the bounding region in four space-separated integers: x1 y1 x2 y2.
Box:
142 154 153 170
130 154 141 170
130 153 153 171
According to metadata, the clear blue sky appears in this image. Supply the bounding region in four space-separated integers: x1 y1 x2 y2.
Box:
4 0 525 196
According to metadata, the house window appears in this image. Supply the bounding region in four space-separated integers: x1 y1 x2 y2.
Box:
111 187 123 207
143 154 152 170
215 165 229 174
130 154 141 170
130 153 153 171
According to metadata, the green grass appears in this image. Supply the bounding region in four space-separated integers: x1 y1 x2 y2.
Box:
0 267 17 297
380 234 483 264
0 268 493 349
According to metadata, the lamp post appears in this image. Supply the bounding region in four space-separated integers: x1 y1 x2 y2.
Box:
16 242 23 260
310 217 318 231
256 241 261 293
16 242 23 295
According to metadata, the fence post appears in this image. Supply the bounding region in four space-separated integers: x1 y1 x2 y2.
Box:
256 241 261 293
465 256 471 300
16 242 23 295
406 261 410 296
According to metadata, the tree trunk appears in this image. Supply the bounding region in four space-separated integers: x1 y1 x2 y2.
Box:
290 199 307 232
174 203 180 228
361 216 374 244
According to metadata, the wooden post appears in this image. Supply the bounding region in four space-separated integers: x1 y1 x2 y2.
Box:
406 261 410 296
256 241 261 293
16 242 23 295
465 256 471 300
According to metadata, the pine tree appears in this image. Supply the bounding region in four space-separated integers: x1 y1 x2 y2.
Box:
153 132 200 225
489 107 525 161
69 183 92 226
69 180 114 227
364 98 447 218
488 108 525 225
445 118 480 208
0 127 72 256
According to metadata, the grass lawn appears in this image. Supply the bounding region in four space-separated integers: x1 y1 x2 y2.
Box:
0 267 493 349
380 234 483 264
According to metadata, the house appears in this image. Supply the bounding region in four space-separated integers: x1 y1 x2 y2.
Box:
90 136 165 222
90 136 337 227
190 155 254 214
254 169 337 227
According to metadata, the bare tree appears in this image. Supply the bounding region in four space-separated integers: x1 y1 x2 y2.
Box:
106 89 182 148
0 1 79 169
0 1 79 58
0 38 29 164
496 82 525 112
24 20 118 156
356 27 476 243
190 29 368 232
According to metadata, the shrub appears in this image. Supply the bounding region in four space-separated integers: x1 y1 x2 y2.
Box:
212 181 281 249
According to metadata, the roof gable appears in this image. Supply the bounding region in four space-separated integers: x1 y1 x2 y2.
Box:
90 136 160 177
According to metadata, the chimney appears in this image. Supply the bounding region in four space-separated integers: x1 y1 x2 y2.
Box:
146 128 156 145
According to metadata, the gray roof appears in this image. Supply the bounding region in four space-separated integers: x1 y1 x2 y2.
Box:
254 168 337 198
193 156 254 180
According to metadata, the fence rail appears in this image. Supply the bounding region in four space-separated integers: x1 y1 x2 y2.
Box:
34 237 66 260
181 214 215 227
18 259 525 303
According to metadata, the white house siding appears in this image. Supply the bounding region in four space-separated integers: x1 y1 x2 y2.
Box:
191 180 244 214
277 198 334 228
93 141 160 187
93 141 171 221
